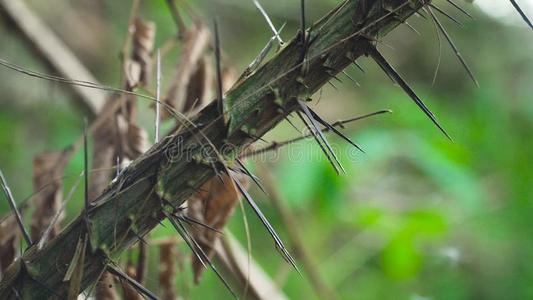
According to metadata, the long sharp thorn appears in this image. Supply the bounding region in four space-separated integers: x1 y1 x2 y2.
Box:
132 230 148 245
306 106 365 153
235 158 268 195
299 0 309 73
342 70 360 87
327 81 338 90
176 214 223 234
285 114 303 134
0 170 32 246
229 171 300 274
108 264 160 300
426 7 479 88
168 213 236 298
446 0 474 20
367 46 452 140
175 218 234 293
297 110 343 174
163 210 207 268
331 75 343 84
404 21 421 36
353 61 365 73
242 110 392 159
297 110 341 174
83 118 91 232
429 3 464 27
332 109 392 125
300 0 306 45
214 19 224 116
181 224 236 299
231 166 262 184
155 49 161 143
509 0 533 30
115 156 120 180
298 103 346 173
416 8 429 19
253 0 283 44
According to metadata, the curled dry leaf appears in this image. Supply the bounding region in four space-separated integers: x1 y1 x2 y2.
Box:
187 172 249 283
124 60 142 90
132 18 156 88
30 148 73 241
117 115 150 160
124 18 156 90
0 215 18 277
163 23 211 118
159 241 177 300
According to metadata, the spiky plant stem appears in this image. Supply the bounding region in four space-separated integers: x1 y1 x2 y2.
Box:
0 0 430 298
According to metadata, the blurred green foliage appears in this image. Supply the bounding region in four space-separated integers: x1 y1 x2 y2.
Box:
1 0 532 299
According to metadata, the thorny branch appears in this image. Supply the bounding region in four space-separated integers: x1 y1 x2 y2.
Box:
0 0 506 298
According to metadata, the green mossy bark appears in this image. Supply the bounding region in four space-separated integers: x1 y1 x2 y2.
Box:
0 0 428 298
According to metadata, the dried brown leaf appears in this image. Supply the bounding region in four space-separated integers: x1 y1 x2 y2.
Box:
119 117 150 160
159 241 177 300
89 99 117 202
181 54 214 116
124 59 143 90
123 17 155 90
135 242 148 285
30 148 73 241
131 18 156 88
187 173 249 283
